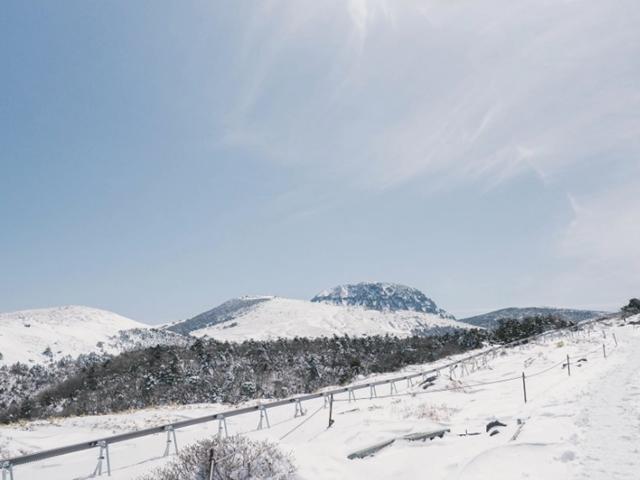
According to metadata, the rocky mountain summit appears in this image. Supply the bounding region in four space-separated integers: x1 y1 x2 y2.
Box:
311 282 454 319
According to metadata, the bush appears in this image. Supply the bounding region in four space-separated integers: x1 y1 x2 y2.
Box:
621 298 640 318
137 435 295 480
492 315 573 344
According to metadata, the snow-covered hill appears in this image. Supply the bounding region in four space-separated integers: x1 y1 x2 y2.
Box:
165 296 273 336
2 317 633 480
311 282 454 319
167 296 469 341
0 306 149 365
460 307 609 329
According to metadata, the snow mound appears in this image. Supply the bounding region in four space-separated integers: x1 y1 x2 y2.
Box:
0 305 148 365
178 297 471 341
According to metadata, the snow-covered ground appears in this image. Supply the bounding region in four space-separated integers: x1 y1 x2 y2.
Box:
0 306 147 366
0 319 635 479
187 297 469 341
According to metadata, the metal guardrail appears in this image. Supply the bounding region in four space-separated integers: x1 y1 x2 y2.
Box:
0 315 615 477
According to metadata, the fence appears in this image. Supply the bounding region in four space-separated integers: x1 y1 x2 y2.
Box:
0 315 619 479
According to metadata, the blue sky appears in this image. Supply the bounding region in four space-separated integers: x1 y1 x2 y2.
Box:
1 0 639 324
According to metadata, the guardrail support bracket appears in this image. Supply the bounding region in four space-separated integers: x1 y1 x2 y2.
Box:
258 405 271 430
294 399 306 417
91 441 111 477
1 461 14 480
348 388 356 402
163 427 178 457
217 415 228 438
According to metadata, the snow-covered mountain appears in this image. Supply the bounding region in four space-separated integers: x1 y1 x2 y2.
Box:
311 282 454 319
165 296 273 336
0 306 149 365
166 294 468 341
460 307 609 330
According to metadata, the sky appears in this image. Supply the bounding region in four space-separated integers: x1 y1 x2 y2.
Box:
1 0 639 324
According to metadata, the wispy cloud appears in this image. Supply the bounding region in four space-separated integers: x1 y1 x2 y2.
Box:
215 0 640 308
221 0 640 192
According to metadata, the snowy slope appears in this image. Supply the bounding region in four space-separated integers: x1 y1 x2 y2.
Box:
165 296 273 335
0 317 632 480
170 297 470 341
0 306 148 366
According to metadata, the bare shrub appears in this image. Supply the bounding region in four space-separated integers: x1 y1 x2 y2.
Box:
137 435 296 480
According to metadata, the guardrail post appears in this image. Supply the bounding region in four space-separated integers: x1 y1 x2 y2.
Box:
217 415 228 438
163 426 178 457
257 405 270 430
390 381 398 395
294 399 306 418
369 384 377 399
92 440 111 477
603 344 607 359
1 461 14 480
566 355 571 377
522 372 527 404
348 387 356 402
328 394 335 428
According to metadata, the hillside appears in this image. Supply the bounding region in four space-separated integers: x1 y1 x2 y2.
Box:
460 307 608 329
167 296 469 341
0 316 632 480
0 305 148 365
165 296 273 335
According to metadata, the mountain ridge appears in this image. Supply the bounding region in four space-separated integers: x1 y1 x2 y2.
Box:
460 307 609 329
166 283 463 340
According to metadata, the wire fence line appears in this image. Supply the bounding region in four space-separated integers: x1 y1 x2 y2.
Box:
331 337 616 404
209 329 619 479
0 315 619 479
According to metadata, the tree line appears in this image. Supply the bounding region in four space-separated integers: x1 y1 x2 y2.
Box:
0 315 572 424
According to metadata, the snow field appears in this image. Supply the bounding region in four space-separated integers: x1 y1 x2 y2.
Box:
0 320 634 480
0 306 147 366
190 297 470 341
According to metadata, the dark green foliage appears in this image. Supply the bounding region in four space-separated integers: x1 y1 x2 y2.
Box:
492 315 573 344
621 298 640 317
0 317 575 424
1 330 487 423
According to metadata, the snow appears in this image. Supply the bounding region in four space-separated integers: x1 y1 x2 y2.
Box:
1 319 635 480
188 297 470 341
311 282 453 319
0 306 147 366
